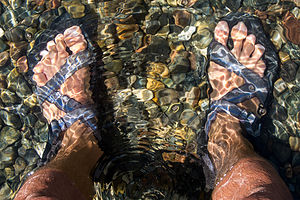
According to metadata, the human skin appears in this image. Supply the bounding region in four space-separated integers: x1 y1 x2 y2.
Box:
208 21 292 199
15 21 293 200
15 26 103 200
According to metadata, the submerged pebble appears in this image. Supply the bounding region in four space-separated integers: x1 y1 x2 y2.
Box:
13 157 27 175
178 26 196 41
5 27 25 42
290 137 300 152
0 0 299 199
282 11 300 45
0 127 20 150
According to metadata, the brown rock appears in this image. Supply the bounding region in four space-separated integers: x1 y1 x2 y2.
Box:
9 41 28 61
282 11 300 45
186 87 200 107
173 10 191 28
104 77 119 91
284 163 293 178
0 51 9 66
16 56 28 73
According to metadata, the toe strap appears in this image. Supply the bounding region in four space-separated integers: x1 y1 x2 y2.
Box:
36 49 94 104
205 100 261 138
209 41 270 105
206 40 270 137
44 91 83 112
43 106 99 163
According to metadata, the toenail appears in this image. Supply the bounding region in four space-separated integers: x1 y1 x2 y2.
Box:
247 34 256 44
216 21 228 32
236 22 247 32
256 44 265 51
40 50 48 57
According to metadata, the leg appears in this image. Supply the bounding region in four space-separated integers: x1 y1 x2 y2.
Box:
15 26 103 200
208 21 292 199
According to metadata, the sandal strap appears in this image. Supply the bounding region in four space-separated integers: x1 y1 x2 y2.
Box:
35 49 98 134
36 49 94 104
43 107 99 163
205 100 261 137
210 41 269 104
205 41 270 137
42 90 82 112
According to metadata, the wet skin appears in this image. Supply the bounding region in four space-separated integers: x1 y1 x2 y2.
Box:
208 20 266 182
208 21 292 199
18 21 291 199
32 26 103 199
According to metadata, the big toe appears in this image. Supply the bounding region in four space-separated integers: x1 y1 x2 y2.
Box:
214 21 229 46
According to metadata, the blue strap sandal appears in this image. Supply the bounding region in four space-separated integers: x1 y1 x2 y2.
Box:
205 13 279 137
27 12 101 164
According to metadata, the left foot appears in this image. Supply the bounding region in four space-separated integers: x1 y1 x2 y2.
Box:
32 26 103 198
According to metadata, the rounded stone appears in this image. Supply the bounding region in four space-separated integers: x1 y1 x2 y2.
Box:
23 149 40 165
156 89 179 106
132 89 154 102
0 146 17 167
0 89 19 105
280 60 299 83
269 101 288 122
5 27 25 42
0 183 13 200
104 60 123 73
0 40 8 53
0 126 21 149
0 110 22 129
290 136 300 152
13 157 27 175
0 51 9 66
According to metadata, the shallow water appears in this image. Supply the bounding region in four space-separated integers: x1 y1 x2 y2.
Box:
0 0 299 199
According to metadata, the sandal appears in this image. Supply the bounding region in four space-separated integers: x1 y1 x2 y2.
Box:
27 12 101 163
205 13 279 137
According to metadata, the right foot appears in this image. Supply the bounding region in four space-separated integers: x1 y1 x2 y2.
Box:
32 26 103 199
207 20 268 182
209 21 266 115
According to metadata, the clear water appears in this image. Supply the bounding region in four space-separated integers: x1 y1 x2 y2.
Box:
0 0 299 199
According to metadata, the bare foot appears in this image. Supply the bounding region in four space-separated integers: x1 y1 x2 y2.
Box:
207 21 267 182
32 26 103 199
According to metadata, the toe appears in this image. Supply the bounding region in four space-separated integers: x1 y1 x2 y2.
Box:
33 73 47 86
246 59 266 78
46 40 59 65
64 26 82 38
55 34 69 57
64 26 87 54
46 40 57 53
42 101 66 123
231 22 247 59
33 62 44 73
55 34 69 66
39 50 49 58
214 21 229 46
254 60 266 78
250 44 265 63
240 34 256 61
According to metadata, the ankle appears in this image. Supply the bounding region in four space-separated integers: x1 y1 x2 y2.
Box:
208 112 257 183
